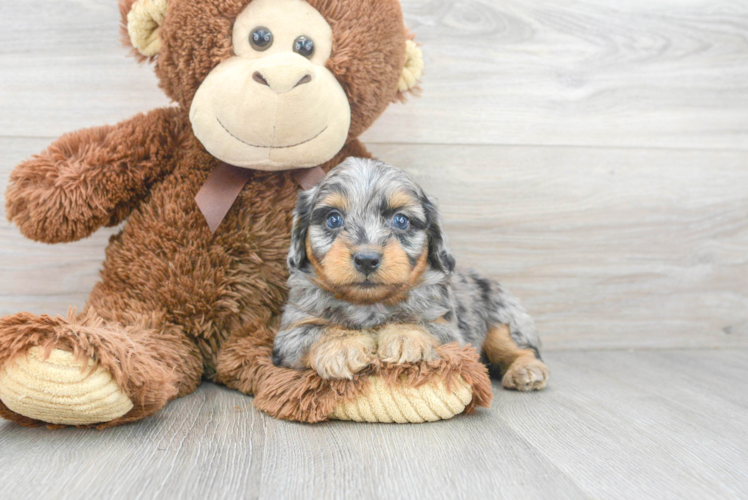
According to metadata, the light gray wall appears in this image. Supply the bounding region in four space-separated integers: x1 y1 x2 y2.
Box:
1 0 746 350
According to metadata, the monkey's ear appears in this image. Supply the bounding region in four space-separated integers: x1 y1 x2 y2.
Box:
287 189 316 272
396 39 424 99
121 0 168 60
423 195 456 275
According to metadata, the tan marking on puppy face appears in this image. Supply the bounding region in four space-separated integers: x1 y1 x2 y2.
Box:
376 239 413 285
319 192 349 212
307 326 376 379
318 236 359 286
483 325 550 391
387 190 418 211
376 323 439 364
405 247 430 288
307 235 387 303
306 220 430 305
342 245 429 305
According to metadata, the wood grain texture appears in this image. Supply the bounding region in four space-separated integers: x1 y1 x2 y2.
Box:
0 1 747 149
367 143 748 350
365 0 748 149
0 0 169 140
1 0 746 349
3 138 745 350
0 349 746 499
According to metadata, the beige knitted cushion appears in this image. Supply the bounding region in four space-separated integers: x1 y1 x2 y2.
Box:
330 375 473 423
0 348 133 426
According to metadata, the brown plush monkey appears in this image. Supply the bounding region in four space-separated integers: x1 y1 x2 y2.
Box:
0 0 491 427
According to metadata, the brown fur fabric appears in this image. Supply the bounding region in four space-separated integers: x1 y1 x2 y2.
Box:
6 107 187 244
1 0 491 427
0 309 201 429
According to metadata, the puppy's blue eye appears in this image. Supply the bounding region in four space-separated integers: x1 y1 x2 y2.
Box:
392 214 410 230
327 212 344 229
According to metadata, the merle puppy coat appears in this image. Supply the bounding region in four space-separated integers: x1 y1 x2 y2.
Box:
273 158 550 391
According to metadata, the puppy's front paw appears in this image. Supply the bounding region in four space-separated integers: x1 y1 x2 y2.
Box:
309 329 376 380
376 324 439 364
502 357 550 391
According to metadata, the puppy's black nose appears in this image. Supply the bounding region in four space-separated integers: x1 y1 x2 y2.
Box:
353 252 382 275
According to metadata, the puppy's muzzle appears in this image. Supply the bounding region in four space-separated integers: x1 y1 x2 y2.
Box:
353 252 382 275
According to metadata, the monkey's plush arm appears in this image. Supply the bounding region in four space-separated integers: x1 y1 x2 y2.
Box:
5 107 187 244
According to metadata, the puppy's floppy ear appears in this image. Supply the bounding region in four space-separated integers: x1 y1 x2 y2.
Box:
287 189 316 271
422 195 456 274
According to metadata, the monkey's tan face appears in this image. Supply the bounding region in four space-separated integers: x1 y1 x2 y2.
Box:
189 0 351 170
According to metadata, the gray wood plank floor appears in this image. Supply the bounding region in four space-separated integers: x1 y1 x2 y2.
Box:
1 349 746 500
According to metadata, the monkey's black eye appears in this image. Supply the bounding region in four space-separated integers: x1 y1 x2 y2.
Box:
327 212 344 229
293 36 315 58
250 27 273 51
392 214 410 230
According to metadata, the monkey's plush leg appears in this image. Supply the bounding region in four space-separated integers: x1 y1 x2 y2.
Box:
483 325 550 391
5 107 186 244
0 310 202 428
214 317 285 396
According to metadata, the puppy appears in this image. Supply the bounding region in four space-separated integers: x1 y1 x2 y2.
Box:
272 158 550 391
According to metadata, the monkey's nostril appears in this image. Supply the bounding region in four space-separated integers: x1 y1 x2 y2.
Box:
353 252 382 275
252 71 270 86
294 74 313 88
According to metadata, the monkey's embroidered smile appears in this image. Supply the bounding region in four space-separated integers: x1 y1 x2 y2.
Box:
217 117 328 150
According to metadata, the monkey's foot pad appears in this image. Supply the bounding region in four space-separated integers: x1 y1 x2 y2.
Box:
330 375 474 423
0 347 133 425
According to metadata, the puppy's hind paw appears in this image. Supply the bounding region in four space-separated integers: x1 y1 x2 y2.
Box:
309 330 376 380
502 357 550 391
376 324 439 364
